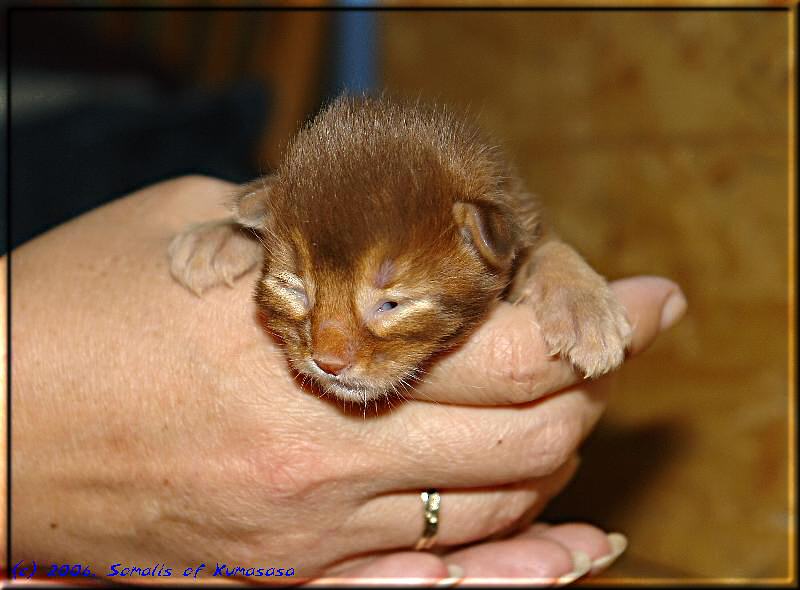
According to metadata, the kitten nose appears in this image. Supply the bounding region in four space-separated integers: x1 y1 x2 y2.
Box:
313 354 350 376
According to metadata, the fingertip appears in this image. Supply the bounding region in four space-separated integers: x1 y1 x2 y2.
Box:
610 276 687 356
660 287 688 331
590 532 628 574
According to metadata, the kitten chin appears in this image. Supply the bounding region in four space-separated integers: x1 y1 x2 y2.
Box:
294 358 419 404
266 289 486 404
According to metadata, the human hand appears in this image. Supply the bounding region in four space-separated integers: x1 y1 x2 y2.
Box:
318 274 683 585
10 176 684 585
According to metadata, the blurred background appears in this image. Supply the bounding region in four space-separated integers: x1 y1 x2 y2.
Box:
4 4 793 583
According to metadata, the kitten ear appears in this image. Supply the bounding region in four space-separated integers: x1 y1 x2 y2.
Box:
229 177 275 229
453 201 516 270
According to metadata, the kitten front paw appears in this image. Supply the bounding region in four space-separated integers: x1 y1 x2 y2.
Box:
167 220 262 295
525 282 633 379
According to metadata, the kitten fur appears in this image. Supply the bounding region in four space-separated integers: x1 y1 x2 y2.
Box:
168 95 631 403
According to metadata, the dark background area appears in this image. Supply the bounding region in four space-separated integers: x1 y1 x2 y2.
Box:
3 6 375 253
379 10 790 579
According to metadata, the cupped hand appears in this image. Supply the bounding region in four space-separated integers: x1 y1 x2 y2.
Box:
417 275 686 405
11 176 684 585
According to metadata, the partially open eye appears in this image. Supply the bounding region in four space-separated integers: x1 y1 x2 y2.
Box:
377 301 398 313
272 273 309 309
288 286 309 307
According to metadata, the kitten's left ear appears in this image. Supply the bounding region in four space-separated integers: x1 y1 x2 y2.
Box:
229 176 275 229
453 201 517 270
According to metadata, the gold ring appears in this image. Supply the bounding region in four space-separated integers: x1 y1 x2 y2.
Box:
414 489 440 551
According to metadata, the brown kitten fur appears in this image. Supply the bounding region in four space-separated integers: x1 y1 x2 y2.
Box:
168 95 631 403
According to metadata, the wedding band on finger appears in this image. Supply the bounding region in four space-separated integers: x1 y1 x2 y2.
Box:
414 489 441 551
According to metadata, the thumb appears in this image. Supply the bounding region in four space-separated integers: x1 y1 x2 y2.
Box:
609 276 687 356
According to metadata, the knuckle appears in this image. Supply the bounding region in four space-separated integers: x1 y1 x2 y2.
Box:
484 327 546 403
480 491 533 537
516 413 583 477
447 489 536 546
153 175 213 199
158 175 236 212
168 174 219 190
248 437 336 502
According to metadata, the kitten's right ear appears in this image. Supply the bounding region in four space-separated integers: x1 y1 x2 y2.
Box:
229 177 274 229
453 201 517 271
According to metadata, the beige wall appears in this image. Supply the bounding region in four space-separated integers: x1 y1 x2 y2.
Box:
383 11 791 580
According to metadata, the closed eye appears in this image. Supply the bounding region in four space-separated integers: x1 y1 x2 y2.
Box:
265 273 310 310
377 301 398 313
364 296 438 335
285 285 309 306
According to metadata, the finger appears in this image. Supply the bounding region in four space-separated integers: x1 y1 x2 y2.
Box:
443 536 590 586
609 276 687 355
444 520 622 584
350 455 580 553
414 275 686 405
482 455 582 542
522 523 628 576
362 384 606 488
310 552 450 586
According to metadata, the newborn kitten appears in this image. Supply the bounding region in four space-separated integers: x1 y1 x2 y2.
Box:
168 95 631 403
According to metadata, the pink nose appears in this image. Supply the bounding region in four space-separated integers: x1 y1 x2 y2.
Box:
313 355 350 376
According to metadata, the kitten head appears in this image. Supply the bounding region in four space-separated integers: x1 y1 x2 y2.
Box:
233 95 526 402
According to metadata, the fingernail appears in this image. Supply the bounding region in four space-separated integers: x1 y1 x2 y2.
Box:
591 532 628 573
659 288 687 331
554 550 591 586
434 564 464 587
446 564 464 578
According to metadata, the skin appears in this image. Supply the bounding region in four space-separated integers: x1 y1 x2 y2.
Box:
7 176 686 584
